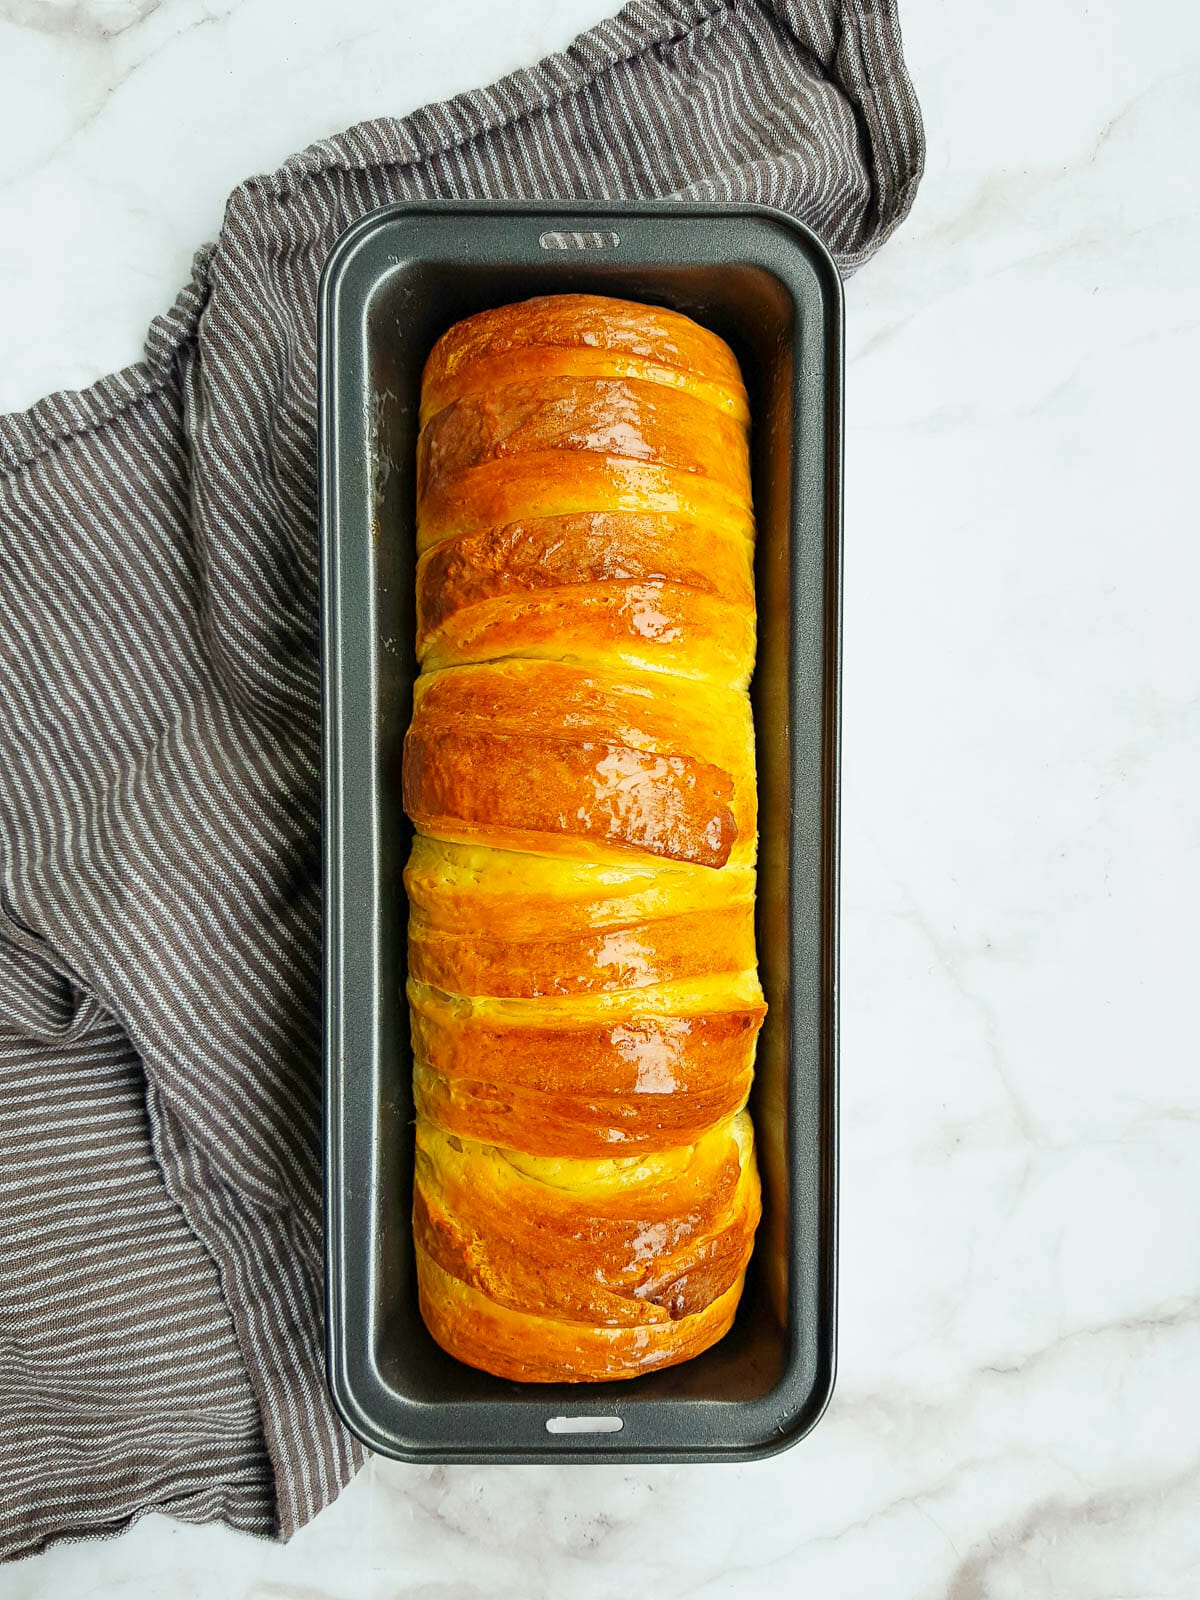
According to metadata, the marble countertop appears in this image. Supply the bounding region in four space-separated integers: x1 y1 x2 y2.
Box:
5 0 1199 1595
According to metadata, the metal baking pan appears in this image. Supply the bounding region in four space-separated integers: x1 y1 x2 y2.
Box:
319 201 842 1462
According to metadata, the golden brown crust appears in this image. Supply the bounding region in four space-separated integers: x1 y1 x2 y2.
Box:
408 903 756 998
418 378 751 498
417 511 746 618
403 658 755 870
419 293 748 425
415 1254 752 1383
407 973 765 1158
416 450 754 554
417 581 755 690
402 293 763 1382
412 1061 756 1160
409 986 764 1096
403 727 737 869
413 1115 760 1342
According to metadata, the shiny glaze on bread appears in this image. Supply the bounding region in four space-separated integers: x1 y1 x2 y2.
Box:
403 294 763 1382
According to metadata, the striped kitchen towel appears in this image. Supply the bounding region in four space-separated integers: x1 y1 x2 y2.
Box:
0 0 922 1560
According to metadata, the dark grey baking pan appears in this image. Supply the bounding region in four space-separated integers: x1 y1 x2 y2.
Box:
319 202 842 1462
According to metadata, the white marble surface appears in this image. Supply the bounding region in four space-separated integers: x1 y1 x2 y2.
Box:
4 0 1200 1594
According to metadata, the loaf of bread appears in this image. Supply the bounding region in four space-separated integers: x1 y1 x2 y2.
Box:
403 293 764 1382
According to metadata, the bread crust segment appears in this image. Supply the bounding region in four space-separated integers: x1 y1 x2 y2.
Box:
403 294 764 1382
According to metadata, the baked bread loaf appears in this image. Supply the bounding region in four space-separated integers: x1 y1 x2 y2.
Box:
403 293 764 1382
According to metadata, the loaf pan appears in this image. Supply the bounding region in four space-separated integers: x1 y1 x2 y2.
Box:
319 202 842 1462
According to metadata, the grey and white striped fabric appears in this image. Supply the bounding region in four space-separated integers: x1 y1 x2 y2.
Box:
0 0 922 1560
